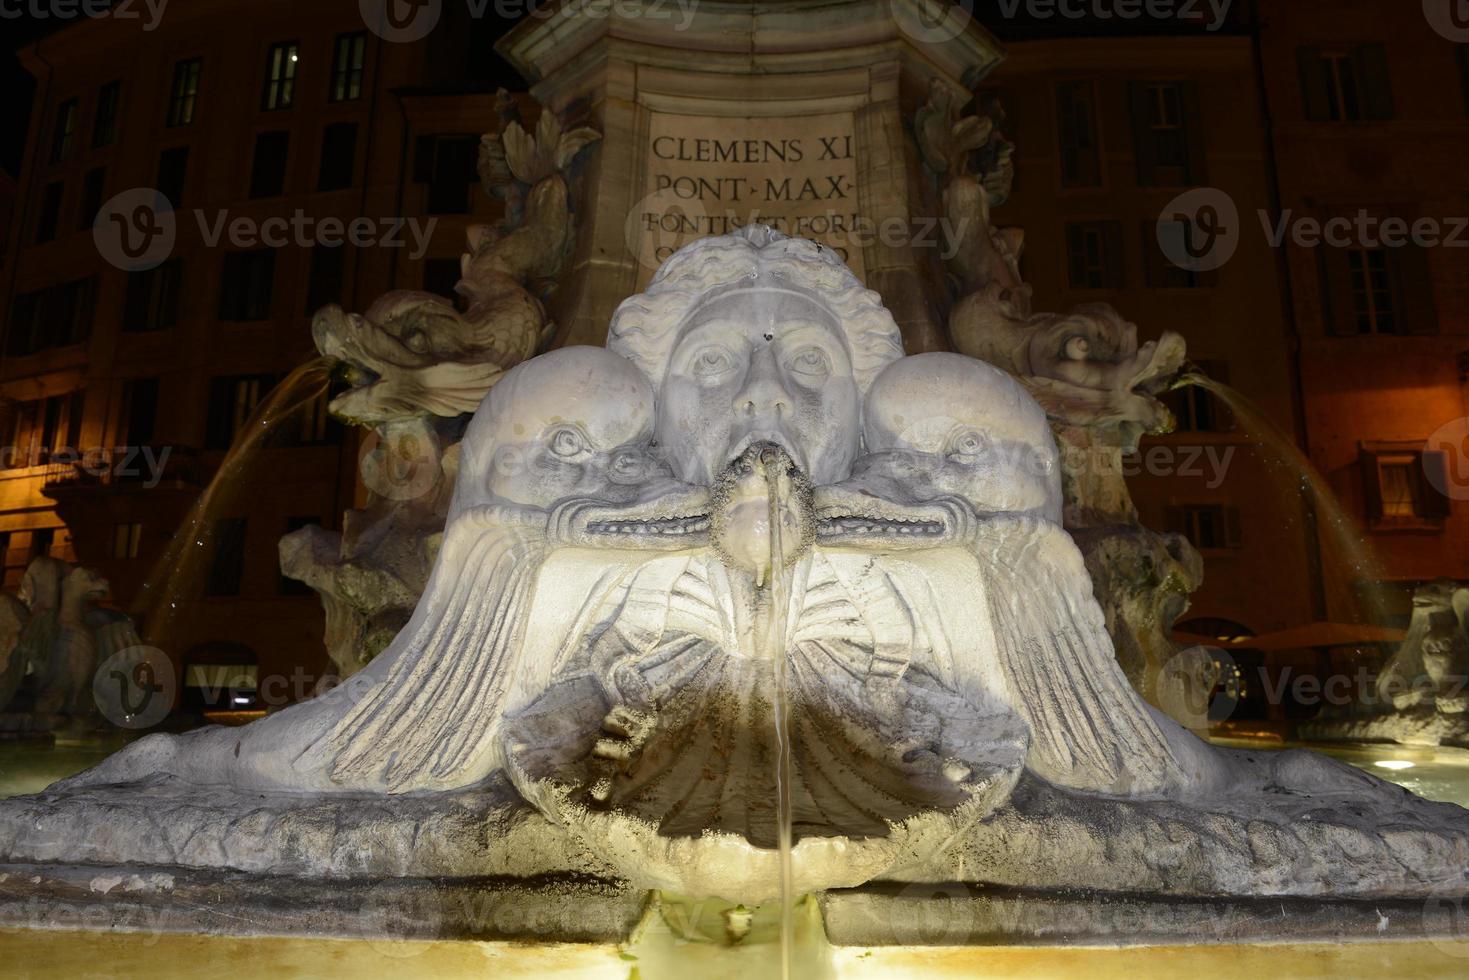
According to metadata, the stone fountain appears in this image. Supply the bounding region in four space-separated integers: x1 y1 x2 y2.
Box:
1303 580 1469 749
2 228 1468 950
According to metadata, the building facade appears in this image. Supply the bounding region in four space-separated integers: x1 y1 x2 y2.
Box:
0 0 520 699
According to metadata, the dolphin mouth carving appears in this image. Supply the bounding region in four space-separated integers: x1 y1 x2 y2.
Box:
563 484 714 549
813 484 954 546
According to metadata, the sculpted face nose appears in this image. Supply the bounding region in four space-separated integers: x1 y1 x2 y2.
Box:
734 344 792 418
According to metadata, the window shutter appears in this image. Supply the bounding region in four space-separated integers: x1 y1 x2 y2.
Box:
1354 44 1395 121
1296 47 1332 121
1182 82 1208 184
1318 247 1359 336
1128 81 1158 185
1360 448 1384 521
1103 221 1126 290
1391 240 1439 335
1421 451 1453 520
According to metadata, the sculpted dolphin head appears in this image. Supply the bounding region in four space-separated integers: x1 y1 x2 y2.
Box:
451 346 708 545
817 353 1061 546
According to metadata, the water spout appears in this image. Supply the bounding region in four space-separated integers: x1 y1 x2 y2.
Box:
133 358 333 654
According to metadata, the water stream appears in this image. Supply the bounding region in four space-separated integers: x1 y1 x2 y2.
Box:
760 446 796 980
132 358 333 652
1176 372 1388 627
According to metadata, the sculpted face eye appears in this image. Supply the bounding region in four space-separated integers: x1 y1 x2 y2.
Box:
945 429 989 461
547 426 591 462
608 449 649 483
689 345 737 381
1063 335 1091 361
785 345 831 383
403 328 430 354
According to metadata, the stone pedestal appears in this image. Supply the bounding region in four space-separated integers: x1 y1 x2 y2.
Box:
496 0 1004 352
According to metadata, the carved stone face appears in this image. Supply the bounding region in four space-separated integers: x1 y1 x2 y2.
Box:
458 347 662 511
862 353 1060 520
656 289 860 488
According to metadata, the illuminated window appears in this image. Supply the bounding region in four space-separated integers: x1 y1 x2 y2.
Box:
168 58 201 127
330 32 366 102
262 41 299 111
1298 45 1394 122
1361 444 1451 526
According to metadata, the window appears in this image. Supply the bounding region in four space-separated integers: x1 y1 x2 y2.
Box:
50 99 77 163
305 244 345 314
217 250 276 321
1165 504 1241 550
1129 81 1204 186
123 259 181 332
35 181 63 243
112 523 143 559
414 134 478 214
156 146 188 209
262 41 299 111
1347 248 1394 334
248 130 290 198
205 374 273 449
1065 221 1124 290
93 80 120 147
123 378 160 446
1144 218 1218 289
1320 235 1436 336
6 278 94 356
77 167 106 231
168 58 201 126
1298 45 1394 122
1361 445 1451 526
330 32 366 102
1056 82 1100 188
204 518 247 597
317 121 358 191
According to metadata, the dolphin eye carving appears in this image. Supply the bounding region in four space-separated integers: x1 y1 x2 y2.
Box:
1063 335 1091 361
946 429 989 461
548 426 591 462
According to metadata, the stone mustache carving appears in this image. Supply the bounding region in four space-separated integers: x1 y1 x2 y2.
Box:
74 228 1240 899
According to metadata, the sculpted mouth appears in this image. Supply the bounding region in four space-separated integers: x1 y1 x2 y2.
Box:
816 515 945 540
729 430 807 477
585 514 711 537
813 484 952 546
